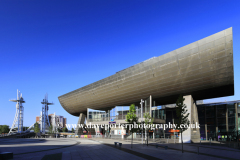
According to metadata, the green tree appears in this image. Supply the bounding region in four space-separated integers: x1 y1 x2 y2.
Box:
49 125 53 134
58 128 62 132
63 127 68 132
23 126 29 131
34 122 40 137
175 95 190 153
0 125 10 134
71 128 75 133
125 104 139 148
143 112 154 146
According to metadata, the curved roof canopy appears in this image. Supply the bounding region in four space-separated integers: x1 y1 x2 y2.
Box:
59 28 234 116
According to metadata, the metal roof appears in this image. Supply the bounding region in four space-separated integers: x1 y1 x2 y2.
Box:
59 28 234 116
197 100 240 106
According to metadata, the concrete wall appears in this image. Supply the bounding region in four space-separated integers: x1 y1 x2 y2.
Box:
179 95 200 143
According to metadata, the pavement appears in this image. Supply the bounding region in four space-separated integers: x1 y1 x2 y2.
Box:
91 138 240 160
0 137 240 160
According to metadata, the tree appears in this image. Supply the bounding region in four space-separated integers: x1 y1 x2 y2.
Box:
0 125 10 134
48 125 53 134
143 112 154 146
58 128 62 132
63 127 68 132
72 128 75 133
125 104 139 148
23 126 29 131
34 122 40 137
175 95 190 153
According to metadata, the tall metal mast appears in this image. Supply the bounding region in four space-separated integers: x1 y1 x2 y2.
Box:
9 89 25 134
41 93 53 134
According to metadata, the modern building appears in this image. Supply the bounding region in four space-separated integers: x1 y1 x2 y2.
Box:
36 113 67 129
163 100 240 141
197 101 240 141
59 27 237 142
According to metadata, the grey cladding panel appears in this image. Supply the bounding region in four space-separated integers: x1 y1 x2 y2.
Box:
58 28 234 116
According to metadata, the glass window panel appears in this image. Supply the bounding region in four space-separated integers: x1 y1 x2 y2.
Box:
200 125 206 140
115 107 119 120
207 125 217 140
228 117 235 126
218 125 226 133
227 104 235 117
172 110 177 120
206 106 215 117
199 117 205 125
206 118 215 125
122 106 129 120
162 110 165 119
87 109 107 122
228 126 235 132
198 106 205 118
156 110 159 119
218 118 226 126
166 111 172 123
207 125 216 134
89 115 92 119
217 105 226 117
152 110 155 118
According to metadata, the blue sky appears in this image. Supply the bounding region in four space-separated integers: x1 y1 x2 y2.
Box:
1 0 240 127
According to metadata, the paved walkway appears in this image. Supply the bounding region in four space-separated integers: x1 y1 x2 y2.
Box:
91 138 240 160
0 138 240 160
0 138 145 160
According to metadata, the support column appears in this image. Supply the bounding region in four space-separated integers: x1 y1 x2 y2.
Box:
75 113 86 135
179 95 200 143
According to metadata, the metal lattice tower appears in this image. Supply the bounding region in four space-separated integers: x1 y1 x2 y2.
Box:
40 93 54 134
9 89 25 134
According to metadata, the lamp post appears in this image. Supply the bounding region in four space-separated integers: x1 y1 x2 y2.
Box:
140 99 144 144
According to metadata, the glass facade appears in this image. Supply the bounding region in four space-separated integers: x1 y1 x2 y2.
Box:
152 107 165 119
161 101 240 141
88 109 109 122
86 97 239 142
197 101 240 141
87 96 157 122
87 106 133 122
164 108 179 139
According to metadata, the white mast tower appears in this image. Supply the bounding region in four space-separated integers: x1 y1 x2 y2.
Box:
9 89 25 134
40 93 54 134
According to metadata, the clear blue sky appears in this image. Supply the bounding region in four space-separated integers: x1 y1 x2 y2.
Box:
1 0 240 127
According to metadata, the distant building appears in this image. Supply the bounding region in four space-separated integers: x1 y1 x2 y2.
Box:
36 113 67 128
